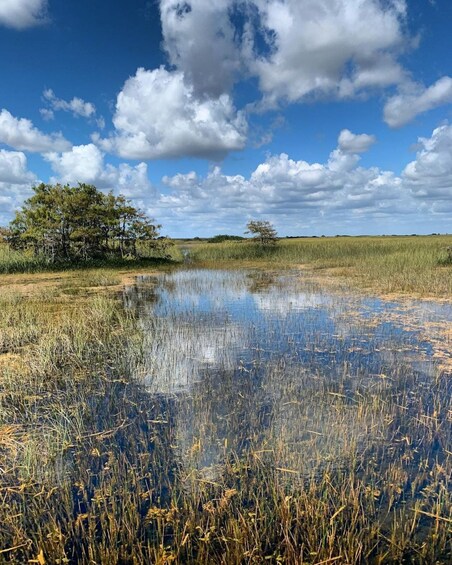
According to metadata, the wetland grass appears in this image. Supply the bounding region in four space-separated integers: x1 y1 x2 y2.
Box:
189 235 452 297
0 267 451 563
0 246 50 274
0 240 184 276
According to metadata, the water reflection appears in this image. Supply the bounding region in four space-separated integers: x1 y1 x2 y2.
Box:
125 269 452 478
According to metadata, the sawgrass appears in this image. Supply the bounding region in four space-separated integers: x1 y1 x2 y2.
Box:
189 235 452 297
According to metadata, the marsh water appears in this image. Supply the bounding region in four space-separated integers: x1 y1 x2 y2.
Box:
124 268 452 482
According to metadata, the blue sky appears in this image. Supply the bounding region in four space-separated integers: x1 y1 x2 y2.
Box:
1 0 452 237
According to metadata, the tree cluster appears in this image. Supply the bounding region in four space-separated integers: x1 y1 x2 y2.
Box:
6 183 168 262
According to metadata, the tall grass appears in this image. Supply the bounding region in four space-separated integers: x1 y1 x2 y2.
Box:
0 245 50 274
0 241 183 275
190 235 452 296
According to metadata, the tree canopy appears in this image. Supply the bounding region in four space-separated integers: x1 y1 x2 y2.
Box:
6 183 168 262
245 220 278 246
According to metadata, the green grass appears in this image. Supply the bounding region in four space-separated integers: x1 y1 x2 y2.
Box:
0 241 184 275
0 245 51 273
3 236 451 297
189 235 452 297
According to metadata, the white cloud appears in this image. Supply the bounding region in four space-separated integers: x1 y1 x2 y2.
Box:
0 186 32 226
0 150 37 225
338 129 376 154
160 0 240 97
39 108 55 121
0 109 71 153
152 123 452 236
89 1 426 163
0 149 37 185
156 1 411 109
96 67 247 160
42 89 97 119
247 0 408 105
384 76 452 128
45 143 153 198
154 129 405 235
403 124 452 200
45 144 104 184
0 0 47 29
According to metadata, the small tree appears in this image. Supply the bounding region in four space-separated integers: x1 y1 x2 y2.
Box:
245 220 278 246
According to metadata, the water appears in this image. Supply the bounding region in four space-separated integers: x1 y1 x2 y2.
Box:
124 268 452 478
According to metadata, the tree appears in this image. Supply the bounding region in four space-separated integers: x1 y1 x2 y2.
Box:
245 220 278 246
7 183 167 262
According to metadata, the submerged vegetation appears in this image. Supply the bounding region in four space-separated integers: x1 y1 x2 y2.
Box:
0 268 451 563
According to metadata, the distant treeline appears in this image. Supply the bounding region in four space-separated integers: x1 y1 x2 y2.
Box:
208 234 245 243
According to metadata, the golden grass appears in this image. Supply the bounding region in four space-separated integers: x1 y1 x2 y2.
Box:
189 235 452 298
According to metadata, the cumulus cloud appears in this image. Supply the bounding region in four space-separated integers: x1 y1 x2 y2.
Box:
160 0 241 97
154 129 405 234
0 149 37 185
92 1 424 161
153 123 452 236
338 129 376 154
403 124 452 200
96 67 247 160
384 76 452 127
0 186 33 226
157 0 410 107
0 0 47 29
44 143 153 198
245 0 408 105
42 89 97 119
0 109 71 153
0 150 37 225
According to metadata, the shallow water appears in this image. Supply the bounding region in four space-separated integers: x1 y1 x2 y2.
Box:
124 268 452 477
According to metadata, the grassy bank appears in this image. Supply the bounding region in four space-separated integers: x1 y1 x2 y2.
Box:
189 235 452 297
0 243 184 275
2 236 452 298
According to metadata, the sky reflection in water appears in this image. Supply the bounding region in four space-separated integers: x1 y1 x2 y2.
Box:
124 269 452 476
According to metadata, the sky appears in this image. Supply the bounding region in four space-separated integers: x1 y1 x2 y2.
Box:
1 0 452 238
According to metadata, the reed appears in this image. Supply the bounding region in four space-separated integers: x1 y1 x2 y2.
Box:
0 245 50 274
